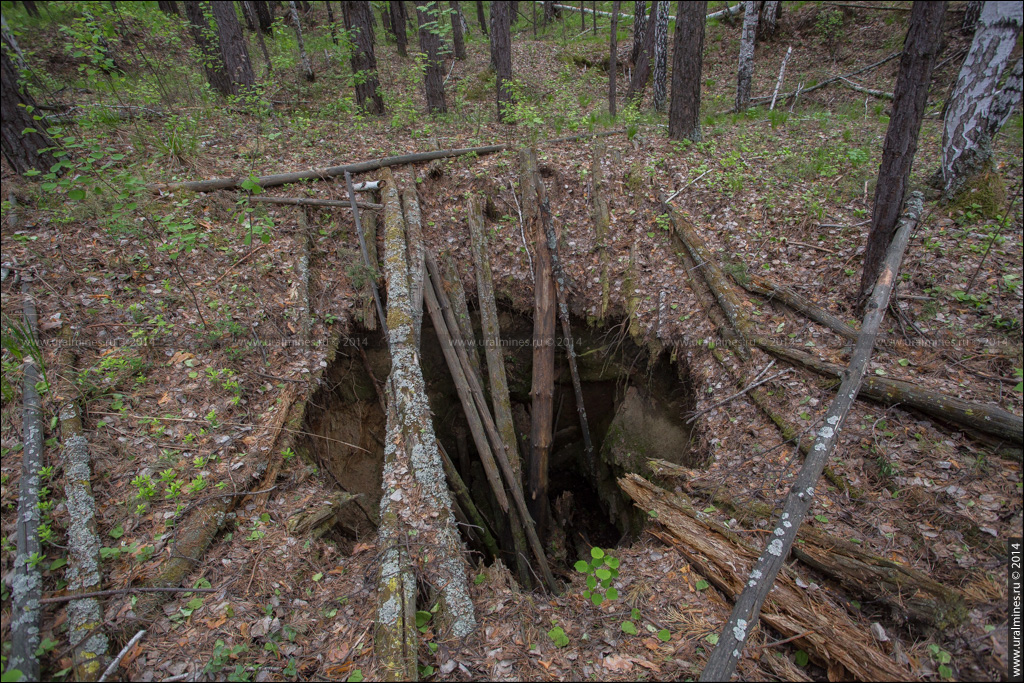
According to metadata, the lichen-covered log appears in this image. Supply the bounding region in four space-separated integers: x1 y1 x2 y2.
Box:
11 282 43 682
56 328 108 681
375 168 475 680
620 474 910 682
591 143 611 322
402 187 425 346
295 212 312 341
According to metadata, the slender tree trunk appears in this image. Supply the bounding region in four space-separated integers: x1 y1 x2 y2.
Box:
669 0 706 141
325 1 339 44
860 2 946 300
1 48 57 174
652 1 669 111
759 0 779 39
609 0 620 117
244 1 273 70
288 0 315 80
450 1 466 59
23 1 41 18
476 0 488 34
580 0 585 31
253 0 273 32
390 0 408 57
592 0 596 33
2 15 27 70
186 2 233 95
941 1 1023 197
379 2 394 39
212 1 255 94
158 0 181 16
342 1 385 113
630 1 647 68
544 0 556 24
626 0 657 106
492 0 513 122
239 0 256 29
734 0 760 112
416 3 447 113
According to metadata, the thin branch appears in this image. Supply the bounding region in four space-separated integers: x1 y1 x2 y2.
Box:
40 587 219 605
98 630 146 682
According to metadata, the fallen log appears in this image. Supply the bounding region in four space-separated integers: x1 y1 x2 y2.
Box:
11 281 43 683
437 443 501 560
439 251 483 381
402 188 425 347
540 2 743 22
684 480 967 630
345 170 387 332
591 143 612 323
739 275 858 341
375 168 476 680
756 340 1024 447
620 474 910 681
523 148 557 538
665 206 752 358
247 195 382 211
149 131 627 194
749 51 901 106
701 192 922 682
839 76 893 100
56 327 108 681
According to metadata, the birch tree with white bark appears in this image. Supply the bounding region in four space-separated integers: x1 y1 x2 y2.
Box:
941 0 1023 197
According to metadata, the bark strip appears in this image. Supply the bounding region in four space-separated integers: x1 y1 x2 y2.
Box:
700 192 923 682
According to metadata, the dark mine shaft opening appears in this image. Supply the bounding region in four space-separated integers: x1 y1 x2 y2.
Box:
301 305 700 575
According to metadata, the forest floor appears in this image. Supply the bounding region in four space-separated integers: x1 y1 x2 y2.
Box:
1 2 1022 682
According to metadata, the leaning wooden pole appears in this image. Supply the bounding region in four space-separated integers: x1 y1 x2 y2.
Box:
700 192 924 682
466 196 533 587
56 328 108 681
375 168 476 680
522 148 556 539
11 280 43 683
538 182 596 468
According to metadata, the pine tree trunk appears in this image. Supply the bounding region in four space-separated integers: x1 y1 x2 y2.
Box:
416 3 447 113
962 0 982 33
158 0 181 16
734 0 760 112
211 1 254 95
379 1 394 39
288 0 314 80
390 1 408 57
186 1 233 95
860 2 945 300
668 0 706 141
343 1 385 113
1 48 56 175
450 1 466 59
492 0 513 122
626 0 658 106
23 1 41 18
240 0 256 30
476 0 488 34
253 0 273 32
325 1 339 45
759 0 779 39
608 0 619 117
941 2 1023 197
629 0 647 69
651 1 669 111
543 0 555 24
244 1 273 70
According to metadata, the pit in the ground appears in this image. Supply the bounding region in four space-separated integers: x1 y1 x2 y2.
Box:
300 307 700 572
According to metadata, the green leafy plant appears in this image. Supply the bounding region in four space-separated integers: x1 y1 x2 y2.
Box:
574 547 620 606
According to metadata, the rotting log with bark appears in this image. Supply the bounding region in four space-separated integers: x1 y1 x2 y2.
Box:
56 328 108 681
424 253 558 591
701 193 922 682
375 169 476 679
11 281 43 682
755 339 1024 449
522 149 557 540
620 474 911 681
682 480 967 630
